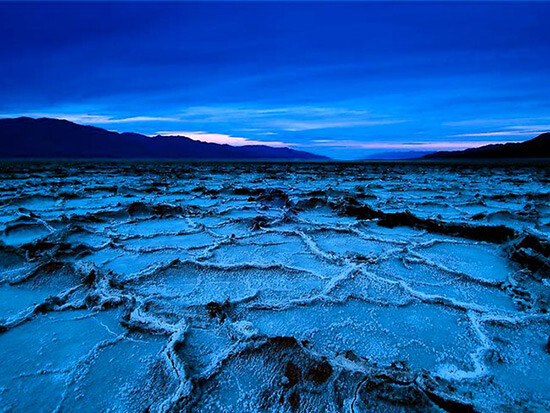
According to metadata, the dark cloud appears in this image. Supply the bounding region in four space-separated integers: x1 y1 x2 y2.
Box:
0 2 549 158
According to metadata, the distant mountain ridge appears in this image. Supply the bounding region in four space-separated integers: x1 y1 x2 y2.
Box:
365 150 435 160
0 117 328 160
423 132 550 159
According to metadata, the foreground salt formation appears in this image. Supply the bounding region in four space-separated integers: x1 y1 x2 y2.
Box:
0 161 549 412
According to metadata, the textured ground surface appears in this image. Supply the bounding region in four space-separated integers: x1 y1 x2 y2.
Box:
0 161 549 412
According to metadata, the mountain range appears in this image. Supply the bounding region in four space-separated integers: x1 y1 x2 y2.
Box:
0 117 327 160
0 117 548 160
423 132 550 159
365 150 435 160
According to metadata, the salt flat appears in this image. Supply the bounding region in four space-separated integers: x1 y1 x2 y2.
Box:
0 161 549 412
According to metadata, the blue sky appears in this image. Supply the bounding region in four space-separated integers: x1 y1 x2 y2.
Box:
1 1 549 158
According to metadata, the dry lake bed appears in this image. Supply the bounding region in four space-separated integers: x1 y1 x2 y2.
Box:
0 161 549 412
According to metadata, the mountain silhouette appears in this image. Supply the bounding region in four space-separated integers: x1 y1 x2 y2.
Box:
0 117 328 160
423 133 550 159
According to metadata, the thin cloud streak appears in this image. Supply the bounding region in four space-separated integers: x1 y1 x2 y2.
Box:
0 113 180 124
450 131 536 138
449 129 549 138
275 119 407 132
444 117 550 127
155 131 293 148
309 139 522 150
177 106 375 120
1 107 407 133
174 106 406 131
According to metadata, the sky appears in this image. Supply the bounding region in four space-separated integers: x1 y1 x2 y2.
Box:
1 1 549 159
